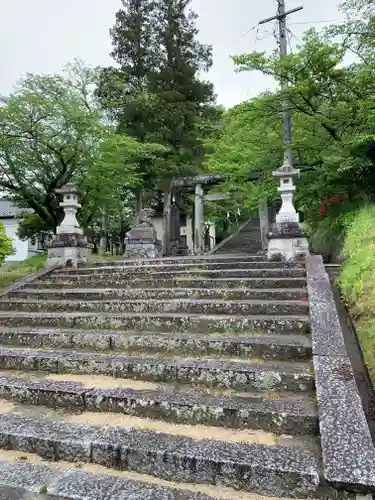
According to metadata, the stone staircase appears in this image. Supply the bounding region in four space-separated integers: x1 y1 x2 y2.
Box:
215 219 263 254
0 252 371 498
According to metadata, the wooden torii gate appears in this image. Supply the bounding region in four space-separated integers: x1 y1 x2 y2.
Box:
162 174 238 256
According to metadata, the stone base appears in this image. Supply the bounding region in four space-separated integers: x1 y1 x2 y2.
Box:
125 238 161 259
47 233 92 267
267 222 309 262
166 239 189 257
178 243 189 256
126 225 157 241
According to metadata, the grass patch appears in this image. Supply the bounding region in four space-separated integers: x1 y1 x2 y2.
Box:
0 254 47 288
339 205 375 384
89 253 128 262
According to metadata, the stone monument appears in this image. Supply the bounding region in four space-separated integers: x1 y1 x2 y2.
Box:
47 183 91 267
267 162 309 261
125 208 161 259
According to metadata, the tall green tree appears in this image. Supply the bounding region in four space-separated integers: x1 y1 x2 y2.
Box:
0 61 102 232
97 0 216 197
0 61 159 240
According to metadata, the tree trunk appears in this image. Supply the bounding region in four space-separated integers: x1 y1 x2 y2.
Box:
119 219 126 255
135 189 144 221
99 208 108 256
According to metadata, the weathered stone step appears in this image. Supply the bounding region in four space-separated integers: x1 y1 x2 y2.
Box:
0 412 320 497
0 298 309 316
0 374 317 435
0 460 215 500
0 311 310 334
0 328 312 360
48 268 306 280
60 261 304 275
82 254 267 267
11 287 308 301
0 347 314 391
24 276 308 290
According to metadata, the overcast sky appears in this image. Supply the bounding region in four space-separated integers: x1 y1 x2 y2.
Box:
0 0 343 108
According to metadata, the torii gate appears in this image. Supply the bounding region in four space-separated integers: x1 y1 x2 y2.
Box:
164 174 271 255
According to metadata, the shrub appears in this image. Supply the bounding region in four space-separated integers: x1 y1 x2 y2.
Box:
0 223 14 263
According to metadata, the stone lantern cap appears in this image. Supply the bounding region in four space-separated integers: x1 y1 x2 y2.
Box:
56 183 79 196
273 163 300 180
56 183 81 209
56 183 78 194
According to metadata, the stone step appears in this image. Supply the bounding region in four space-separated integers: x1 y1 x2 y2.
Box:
0 328 312 361
10 287 308 301
0 347 314 391
48 268 306 280
0 373 317 435
0 311 310 334
0 412 320 497
82 254 268 268
0 298 310 316
218 241 262 247
60 261 304 275
0 460 216 500
23 277 308 290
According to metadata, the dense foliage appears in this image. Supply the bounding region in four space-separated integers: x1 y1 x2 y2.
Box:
206 0 375 257
0 60 164 249
97 0 216 205
0 222 14 262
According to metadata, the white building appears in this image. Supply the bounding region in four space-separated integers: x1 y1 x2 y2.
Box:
0 200 44 262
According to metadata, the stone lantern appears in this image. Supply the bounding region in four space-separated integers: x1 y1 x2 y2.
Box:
267 161 309 261
56 183 83 235
274 163 300 224
47 183 92 267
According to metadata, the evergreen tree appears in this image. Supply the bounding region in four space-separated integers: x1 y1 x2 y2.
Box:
96 0 158 141
97 0 216 191
96 0 165 210
149 0 215 179
111 0 157 86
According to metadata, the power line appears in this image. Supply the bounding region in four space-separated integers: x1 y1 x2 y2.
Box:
286 28 294 53
240 24 257 38
289 19 340 25
288 28 301 44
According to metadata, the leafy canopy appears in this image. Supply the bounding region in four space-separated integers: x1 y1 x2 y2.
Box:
206 3 375 253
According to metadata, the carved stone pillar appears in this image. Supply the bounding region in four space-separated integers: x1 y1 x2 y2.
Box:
194 183 204 254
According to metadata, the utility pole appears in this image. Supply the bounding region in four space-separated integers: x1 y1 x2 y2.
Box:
259 1 303 169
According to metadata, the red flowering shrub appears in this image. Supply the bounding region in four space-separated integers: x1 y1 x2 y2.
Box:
318 195 343 215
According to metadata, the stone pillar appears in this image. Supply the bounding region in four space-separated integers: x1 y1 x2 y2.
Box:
163 186 172 257
125 208 161 259
194 183 204 254
208 222 216 250
267 162 309 261
169 203 181 257
258 198 269 250
47 183 91 267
